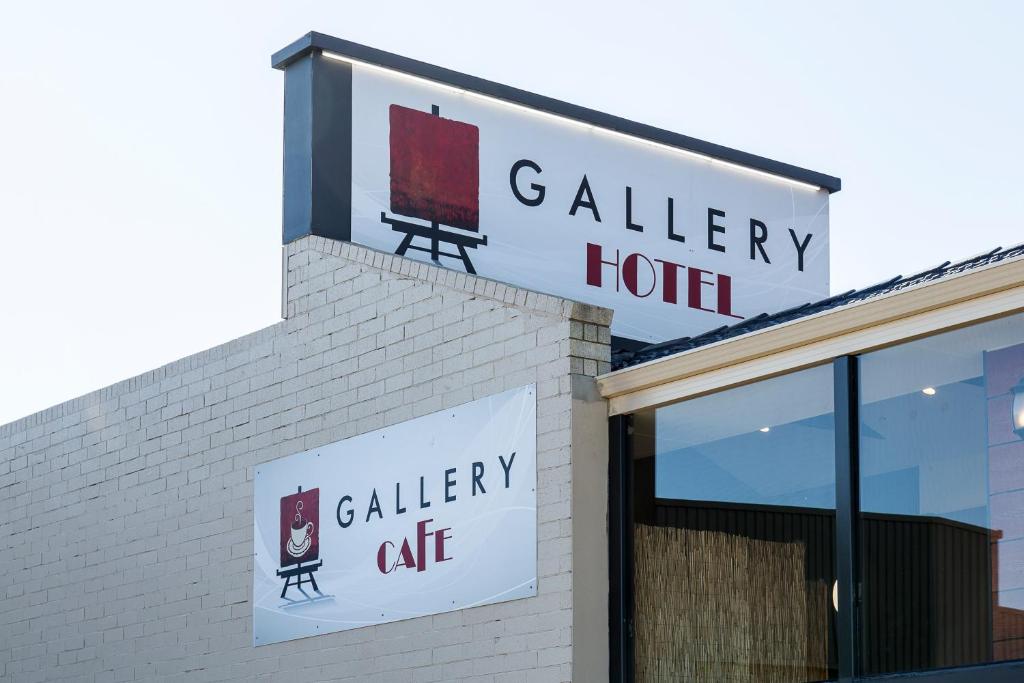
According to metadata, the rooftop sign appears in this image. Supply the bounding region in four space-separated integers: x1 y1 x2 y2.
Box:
273 32 840 343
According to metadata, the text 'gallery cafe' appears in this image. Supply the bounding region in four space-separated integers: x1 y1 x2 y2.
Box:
3 32 1024 683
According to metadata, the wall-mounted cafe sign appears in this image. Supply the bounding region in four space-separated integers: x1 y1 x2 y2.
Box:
252 385 537 645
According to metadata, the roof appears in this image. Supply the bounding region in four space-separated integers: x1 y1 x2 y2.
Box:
612 243 1024 370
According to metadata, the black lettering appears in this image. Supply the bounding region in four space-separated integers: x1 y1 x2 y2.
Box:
510 159 545 207
625 186 643 232
788 229 813 272
569 175 602 222
365 488 383 523
498 452 516 488
419 475 431 509
667 196 684 242
472 461 486 496
445 467 457 503
749 219 770 263
707 208 726 252
395 482 406 515
336 495 354 528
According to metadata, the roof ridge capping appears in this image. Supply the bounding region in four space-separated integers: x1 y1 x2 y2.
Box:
612 242 1024 370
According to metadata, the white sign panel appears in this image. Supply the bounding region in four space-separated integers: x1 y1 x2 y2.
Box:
253 385 537 646
347 61 830 343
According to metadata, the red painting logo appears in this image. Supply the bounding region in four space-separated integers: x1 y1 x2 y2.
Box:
389 105 479 230
280 487 319 567
380 104 488 274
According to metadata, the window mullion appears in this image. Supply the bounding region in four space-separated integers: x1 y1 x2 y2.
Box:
834 355 862 682
609 414 634 682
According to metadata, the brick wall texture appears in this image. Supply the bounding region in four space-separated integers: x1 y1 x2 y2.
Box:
0 236 611 682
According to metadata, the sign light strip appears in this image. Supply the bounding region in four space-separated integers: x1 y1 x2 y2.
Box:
322 50 823 193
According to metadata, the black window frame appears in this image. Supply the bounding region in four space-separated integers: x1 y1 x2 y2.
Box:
609 354 1024 683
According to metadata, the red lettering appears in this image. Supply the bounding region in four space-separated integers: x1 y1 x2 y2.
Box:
585 245 744 320
416 519 433 572
435 527 452 563
687 268 716 312
396 538 416 570
654 259 684 304
379 519 454 575
377 540 396 574
622 253 656 297
586 242 619 290
716 274 744 319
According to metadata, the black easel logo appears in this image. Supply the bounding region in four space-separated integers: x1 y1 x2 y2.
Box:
380 104 488 274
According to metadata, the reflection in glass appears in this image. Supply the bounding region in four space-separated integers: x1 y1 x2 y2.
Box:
859 311 1024 675
633 364 836 682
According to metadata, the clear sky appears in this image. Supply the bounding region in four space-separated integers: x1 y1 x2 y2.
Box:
1 1 1021 425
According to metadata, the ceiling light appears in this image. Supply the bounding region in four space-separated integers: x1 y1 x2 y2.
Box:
759 426 770 433
922 387 936 396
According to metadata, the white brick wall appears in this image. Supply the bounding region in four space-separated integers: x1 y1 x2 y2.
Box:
0 237 611 682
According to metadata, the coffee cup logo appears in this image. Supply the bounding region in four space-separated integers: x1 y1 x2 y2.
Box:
279 488 319 567
288 500 315 557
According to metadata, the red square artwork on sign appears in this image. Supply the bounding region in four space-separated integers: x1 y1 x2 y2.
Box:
279 488 319 567
388 104 480 231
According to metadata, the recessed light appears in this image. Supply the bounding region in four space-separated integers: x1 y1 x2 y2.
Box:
922 387 936 396
759 426 770 433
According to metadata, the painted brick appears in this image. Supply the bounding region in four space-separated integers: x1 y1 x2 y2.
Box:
0 237 611 683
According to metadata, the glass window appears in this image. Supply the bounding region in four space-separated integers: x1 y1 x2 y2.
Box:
859 311 1024 675
633 364 837 682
